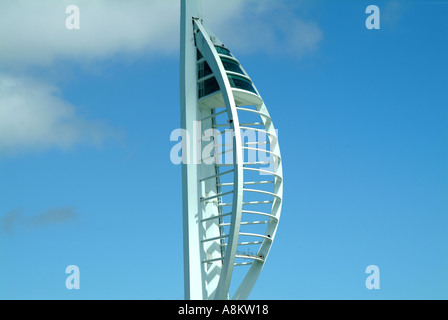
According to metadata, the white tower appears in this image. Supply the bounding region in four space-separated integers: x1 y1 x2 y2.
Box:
180 0 283 300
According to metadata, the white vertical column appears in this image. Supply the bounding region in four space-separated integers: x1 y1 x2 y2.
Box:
180 0 203 300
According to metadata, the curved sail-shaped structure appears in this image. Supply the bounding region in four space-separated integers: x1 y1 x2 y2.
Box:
180 0 283 300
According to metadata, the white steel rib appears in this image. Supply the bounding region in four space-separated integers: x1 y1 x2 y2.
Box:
180 0 283 300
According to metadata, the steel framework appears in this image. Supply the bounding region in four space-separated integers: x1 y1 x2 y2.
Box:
180 0 283 300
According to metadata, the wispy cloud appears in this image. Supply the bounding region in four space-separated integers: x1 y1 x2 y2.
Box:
26 207 78 226
203 0 322 58
2 209 23 234
381 1 406 28
1 207 77 234
0 74 118 155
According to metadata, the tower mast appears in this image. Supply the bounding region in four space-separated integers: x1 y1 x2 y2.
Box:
180 0 204 300
180 0 284 301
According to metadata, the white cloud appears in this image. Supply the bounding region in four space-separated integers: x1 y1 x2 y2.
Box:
0 0 322 67
0 0 180 67
0 74 116 154
0 1 322 154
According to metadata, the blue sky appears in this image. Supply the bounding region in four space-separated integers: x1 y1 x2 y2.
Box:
0 0 447 299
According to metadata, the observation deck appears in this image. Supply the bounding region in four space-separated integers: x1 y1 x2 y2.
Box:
197 46 263 109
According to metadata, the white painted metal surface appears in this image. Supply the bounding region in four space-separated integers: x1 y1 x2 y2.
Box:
180 0 283 300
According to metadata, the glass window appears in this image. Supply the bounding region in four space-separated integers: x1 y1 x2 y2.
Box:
221 57 244 75
197 49 203 60
198 75 258 99
215 45 232 57
198 61 213 79
198 77 220 98
227 75 257 95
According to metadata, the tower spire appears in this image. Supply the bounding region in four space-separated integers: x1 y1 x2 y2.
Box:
180 0 283 301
